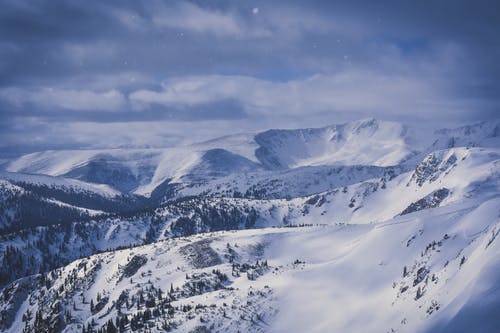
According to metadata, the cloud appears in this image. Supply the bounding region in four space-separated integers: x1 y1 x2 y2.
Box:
144 2 335 39
62 41 117 66
0 88 126 111
0 117 265 154
129 71 460 119
151 2 243 37
0 0 499 154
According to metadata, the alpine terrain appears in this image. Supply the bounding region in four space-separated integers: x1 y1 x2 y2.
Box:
0 118 499 333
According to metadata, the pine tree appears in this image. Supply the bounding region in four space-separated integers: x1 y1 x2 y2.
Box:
415 286 423 300
460 256 466 267
106 319 117 333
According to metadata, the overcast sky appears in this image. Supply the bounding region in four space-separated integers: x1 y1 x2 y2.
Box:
1 0 499 155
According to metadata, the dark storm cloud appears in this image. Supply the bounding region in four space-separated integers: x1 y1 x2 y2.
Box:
0 0 499 154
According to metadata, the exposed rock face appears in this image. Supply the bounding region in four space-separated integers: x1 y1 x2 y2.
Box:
400 188 450 215
179 239 222 269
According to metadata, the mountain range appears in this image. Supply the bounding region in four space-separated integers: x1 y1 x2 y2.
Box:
0 118 499 333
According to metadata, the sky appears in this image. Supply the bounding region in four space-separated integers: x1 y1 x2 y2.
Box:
0 0 499 155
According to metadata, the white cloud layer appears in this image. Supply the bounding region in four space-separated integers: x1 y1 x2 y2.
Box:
129 71 457 118
1 0 497 153
0 68 474 122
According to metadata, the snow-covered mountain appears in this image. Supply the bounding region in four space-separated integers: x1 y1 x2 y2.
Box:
3 119 417 196
254 118 415 169
5 119 497 200
0 118 499 332
2 199 499 332
431 120 500 150
0 171 148 233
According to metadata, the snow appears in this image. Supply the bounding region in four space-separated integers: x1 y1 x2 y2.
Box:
2 119 420 196
254 118 415 169
1 118 499 332
5 119 496 199
5 195 499 332
268 199 500 332
0 171 121 197
43 198 105 216
432 120 500 150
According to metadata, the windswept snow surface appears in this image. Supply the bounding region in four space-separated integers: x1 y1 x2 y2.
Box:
0 171 121 197
1 118 499 332
269 199 500 333
3 197 499 332
3 119 420 196
255 118 415 169
5 119 497 198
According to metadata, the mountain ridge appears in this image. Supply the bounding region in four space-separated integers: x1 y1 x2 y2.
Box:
0 118 499 333
6 118 494 197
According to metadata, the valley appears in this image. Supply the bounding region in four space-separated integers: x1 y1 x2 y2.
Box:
0 118 499 333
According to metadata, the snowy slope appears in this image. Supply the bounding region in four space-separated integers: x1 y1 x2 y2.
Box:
172 164 405 200
5 119 494 198
0 145 497 296
269 198 500 333
0 118 499 332
135 147 263 196
0 178 111 233
431 120 500 150
6 149 165 193
0 172 149 233
255 118 415 169
0 171 121 198
2 196 498 332
287 147 500 226
0 180 25 231
3 119 419 196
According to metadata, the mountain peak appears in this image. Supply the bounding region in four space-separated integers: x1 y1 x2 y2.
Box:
255 118 412 169
432 119 500 149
